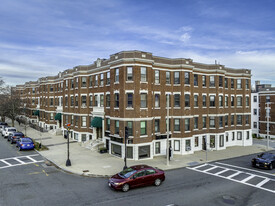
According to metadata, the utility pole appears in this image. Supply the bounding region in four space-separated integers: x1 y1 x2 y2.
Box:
166 94 170 166
265 102 273 150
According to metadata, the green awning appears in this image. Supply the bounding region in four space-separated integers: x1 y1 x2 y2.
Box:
34 110 40 116
91 117 102 128
55 113 62 121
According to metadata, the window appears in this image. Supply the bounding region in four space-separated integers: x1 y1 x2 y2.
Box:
186 139 191 151
195 136 199 147
219 116 223 128
231 115 235 126
210 95 215 107
185 72 190 84
202 75 206 87
155 142 160 154
75 96 78 107
81 96 87 107
81 77 87 87
140 121 147 135
194 95 198 107
155 94 160 108
219 96 223 107
246 96 249 106
185 119 190 131
166 94 171 107
254 109 257 115
245 115 249 125
65 96 68 106
115 68 119 82
226 133 229 142
203 117 206 128
253 96 257 102
174 119 180 131
50 98 53 106
155 70 160 84
127 93 133 108
219 76 223 87
210 117 215 128
71 115 74 125
237 79 242 89
210 76 215 87
166 72 170 84
174 94 180 107
202 95 206 107
266 95 270 103
219 135 224 147
106 118 110 131
115 93 119 108
127 121 133 136
71 79 74 88
237 96 242 106
232 132 235 141
231 79 234 88
225 96 228 107
237 132 242 140
237 115 242 125
140 93 147 108
174 72 180 84
106 72 110 85
89 95 93 107
50 113 54 120
75 77 78 88
95 75 98 86
82 116 87 127
127 67 133 81
166 119 171 132
106 94 110 107
194 117 198 129
174 140 180 151
185 94 190 107
70 96 74 106
231 96 234 106
115 120 119 134
100 94 104 107
65 80 68 89
89 76 93 87
253 122 257 129
75 116 79 126
225 78 228 88
246 79 249 89
194 74 198 86
94 95 98 106
225 115 228 126
100 73 104 86
141 67 147 82
155 119 160 133
246 131 250 140
210 135 215 148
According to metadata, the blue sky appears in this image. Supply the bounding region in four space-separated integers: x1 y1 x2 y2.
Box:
0 0 275 87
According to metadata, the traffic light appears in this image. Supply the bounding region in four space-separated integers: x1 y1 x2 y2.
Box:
125 127 128 139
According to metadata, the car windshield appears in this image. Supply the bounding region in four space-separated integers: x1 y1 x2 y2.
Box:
8 129 16 132
259 153 273 159
119 168 137 178
22 139 32 143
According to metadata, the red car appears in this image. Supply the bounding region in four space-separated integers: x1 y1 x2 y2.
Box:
108 165 165 192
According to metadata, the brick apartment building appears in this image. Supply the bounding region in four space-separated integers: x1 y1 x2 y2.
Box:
251 81 275 139
14 50 252 160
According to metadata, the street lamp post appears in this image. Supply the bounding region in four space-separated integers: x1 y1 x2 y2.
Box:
66 123 71 166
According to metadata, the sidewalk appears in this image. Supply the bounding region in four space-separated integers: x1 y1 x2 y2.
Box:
11 121 274 177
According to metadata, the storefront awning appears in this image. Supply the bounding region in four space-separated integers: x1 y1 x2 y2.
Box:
91 117 102 128
55 113 62 121
34 110 40 116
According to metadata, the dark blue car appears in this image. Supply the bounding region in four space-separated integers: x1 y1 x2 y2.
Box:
16 138 35 151
251 152 275 170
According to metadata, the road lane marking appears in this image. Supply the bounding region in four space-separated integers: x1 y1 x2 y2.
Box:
1 160 12 166
28 172 42 175
14 158 26 164
187 163 275 194
26 156 38 162
215 162 275 177
0 154 44 169
204 166 218 172
42 169 49 176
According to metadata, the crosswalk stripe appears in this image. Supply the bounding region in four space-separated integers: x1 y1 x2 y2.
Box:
215 169 229 175
192 163 207 169
255 178 270 187
0 154 43 169
14 158 26 164
26 156 38 163
241 175 255 183
204 166 218 172
1 160 12 166
227 171 241 179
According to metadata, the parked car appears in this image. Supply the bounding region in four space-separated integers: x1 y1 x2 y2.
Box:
16 137 35 151
108 165 165 192
3 127 16 138
0 124 9 134
251 152 275 170
7 132 24 144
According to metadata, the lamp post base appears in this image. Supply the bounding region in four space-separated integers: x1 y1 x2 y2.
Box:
66 159 71 166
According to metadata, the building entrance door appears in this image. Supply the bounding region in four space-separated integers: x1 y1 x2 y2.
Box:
96 127 102 139
202 136 206 150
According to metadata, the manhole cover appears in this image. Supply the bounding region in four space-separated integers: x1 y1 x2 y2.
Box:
222 195 236 205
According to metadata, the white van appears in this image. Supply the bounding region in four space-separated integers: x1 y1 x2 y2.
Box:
3 127 17 138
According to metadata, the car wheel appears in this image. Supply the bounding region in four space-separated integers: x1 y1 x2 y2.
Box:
122 184 129 192
154 178 162 186
269 164 273 170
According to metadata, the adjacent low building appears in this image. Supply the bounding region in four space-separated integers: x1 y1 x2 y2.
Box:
14 50 252 160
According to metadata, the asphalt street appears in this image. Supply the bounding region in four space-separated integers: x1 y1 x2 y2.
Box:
0 135 275 206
